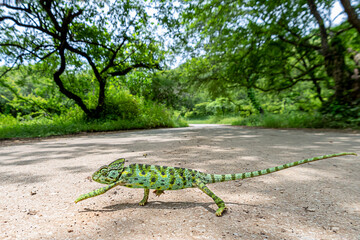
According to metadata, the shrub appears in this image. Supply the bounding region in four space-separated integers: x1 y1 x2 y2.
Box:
232 112 326 128
103 88 140 120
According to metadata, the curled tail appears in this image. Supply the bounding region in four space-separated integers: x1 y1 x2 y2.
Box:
206 152 357 184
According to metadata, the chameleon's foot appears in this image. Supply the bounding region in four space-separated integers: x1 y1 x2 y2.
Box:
153 190 165 197
215 207 227 217
138 199 148 206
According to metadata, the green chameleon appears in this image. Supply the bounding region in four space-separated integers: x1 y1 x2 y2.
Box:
75 152 356 216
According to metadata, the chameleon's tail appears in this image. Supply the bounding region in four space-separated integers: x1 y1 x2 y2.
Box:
206 152 357 183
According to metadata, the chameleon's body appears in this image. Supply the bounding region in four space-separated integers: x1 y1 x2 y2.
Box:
75 152 356 216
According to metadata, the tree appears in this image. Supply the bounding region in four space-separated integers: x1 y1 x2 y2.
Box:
181 0 360 115
340 0 360 33
0 0 171 118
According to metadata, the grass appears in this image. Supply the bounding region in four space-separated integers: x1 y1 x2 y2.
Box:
187 115 239 125
0 108 188 140
231 112 323 128
187 112 359 129
2 110 357 140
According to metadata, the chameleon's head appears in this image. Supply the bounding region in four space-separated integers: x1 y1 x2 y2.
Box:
92 158 125 184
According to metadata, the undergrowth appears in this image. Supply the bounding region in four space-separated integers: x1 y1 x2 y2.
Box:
0 104 188 139
187 112 359 129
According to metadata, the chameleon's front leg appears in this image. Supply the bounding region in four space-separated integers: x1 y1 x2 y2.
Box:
139 189 150 206
194 178 227 216
75 181 122 203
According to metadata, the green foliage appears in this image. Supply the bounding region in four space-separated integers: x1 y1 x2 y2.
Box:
321 102 360 126
181 0 360 122
0 61 188 139
185 98 236 118
0 100 186 139
1 0 359 136
119 70 152 97
0 0 177 118
231 112 324 128
187 115 239 125
0 64 70 117
103 88 140 120
185 102 209 118
231 111 359 129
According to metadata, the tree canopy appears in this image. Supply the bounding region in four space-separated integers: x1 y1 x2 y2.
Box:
181 0 360 116
0 0 176 118
1 0 359 126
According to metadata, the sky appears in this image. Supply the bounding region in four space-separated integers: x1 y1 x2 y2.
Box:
332 1 347 25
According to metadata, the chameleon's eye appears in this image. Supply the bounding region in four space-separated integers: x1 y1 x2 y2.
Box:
107 170 120 181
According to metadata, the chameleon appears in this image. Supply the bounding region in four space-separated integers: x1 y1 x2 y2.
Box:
75 152 356 216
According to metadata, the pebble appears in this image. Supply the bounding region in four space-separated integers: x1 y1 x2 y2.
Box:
304 206 316 212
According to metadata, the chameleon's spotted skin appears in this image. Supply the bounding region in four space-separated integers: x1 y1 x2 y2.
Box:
75 152 357 216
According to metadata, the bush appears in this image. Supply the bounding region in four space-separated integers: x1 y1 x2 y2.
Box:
0 97 185 139
185 98 237 119
104 88 140 120
231 112 326 128
0 114 18 126
185 102 210 118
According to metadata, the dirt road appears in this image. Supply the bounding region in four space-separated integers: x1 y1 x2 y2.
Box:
1 124 359 239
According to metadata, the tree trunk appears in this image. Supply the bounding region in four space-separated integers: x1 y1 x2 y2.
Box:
307 0 360 109
324 37 351 104
340 0 360 34
54 45 92 117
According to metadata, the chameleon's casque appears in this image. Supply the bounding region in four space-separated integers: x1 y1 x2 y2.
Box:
75 152 357 216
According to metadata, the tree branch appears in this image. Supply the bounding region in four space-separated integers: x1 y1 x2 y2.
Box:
100 38 128 74
52 43 90 115
0 15 59 40
306 0 329 55
109 63 161 77
0 3 31 13
278 35 321 50
340 0 360 33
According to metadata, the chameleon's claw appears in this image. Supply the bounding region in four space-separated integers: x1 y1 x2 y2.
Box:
215 207 227 217
138 200 147 206
153 190 165 197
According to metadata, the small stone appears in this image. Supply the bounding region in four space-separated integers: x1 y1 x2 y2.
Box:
30 191 37 196
68 229 73 233
304 206 316 212
27 210 37 215
330 226 340 233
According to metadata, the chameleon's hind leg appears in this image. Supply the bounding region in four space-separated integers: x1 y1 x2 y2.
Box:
194 179 227 216
139 188 150 206
153 190 165 197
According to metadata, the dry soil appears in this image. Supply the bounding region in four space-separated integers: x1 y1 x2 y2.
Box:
1 124 359 240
